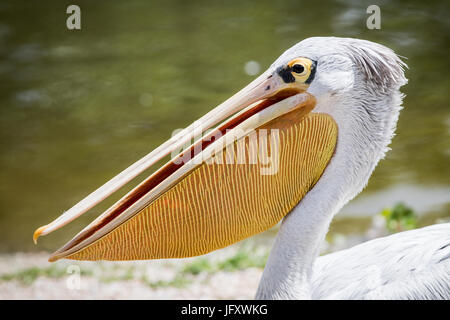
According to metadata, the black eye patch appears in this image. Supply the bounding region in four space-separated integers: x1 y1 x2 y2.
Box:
305 60 317 84
276 66 296 83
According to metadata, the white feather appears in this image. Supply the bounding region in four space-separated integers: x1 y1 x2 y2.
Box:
311 223 450 299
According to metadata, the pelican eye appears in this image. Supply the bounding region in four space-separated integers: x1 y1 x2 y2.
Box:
292 64 305 75
287 58 312 82
282 57 314 84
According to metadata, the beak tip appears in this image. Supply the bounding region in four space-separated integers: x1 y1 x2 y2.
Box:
33 225 47 244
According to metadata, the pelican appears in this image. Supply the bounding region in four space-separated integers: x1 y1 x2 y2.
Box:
34 37 450 299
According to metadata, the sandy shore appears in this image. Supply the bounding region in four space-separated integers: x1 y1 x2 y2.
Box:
0 247 264 299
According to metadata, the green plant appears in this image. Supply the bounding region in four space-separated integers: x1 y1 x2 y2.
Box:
182 258 213 275
0 265 92 286
142 274 190 289
182 246 268 275
217 249 267 271
381 202 418 232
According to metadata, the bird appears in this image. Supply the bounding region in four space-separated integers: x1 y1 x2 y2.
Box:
33 37 450 299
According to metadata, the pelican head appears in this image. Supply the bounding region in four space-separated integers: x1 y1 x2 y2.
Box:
278 37 407 198
33 36 407 298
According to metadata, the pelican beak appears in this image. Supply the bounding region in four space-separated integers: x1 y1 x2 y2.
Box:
33 66 328 262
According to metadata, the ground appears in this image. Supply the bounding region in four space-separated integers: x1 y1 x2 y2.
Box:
0 246 265 299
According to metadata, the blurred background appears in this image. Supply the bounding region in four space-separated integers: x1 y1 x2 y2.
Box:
0 0 449 299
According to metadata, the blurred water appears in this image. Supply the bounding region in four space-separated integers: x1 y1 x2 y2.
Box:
0 0 449 252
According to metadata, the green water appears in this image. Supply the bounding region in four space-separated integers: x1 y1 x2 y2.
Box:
0 0 449 252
